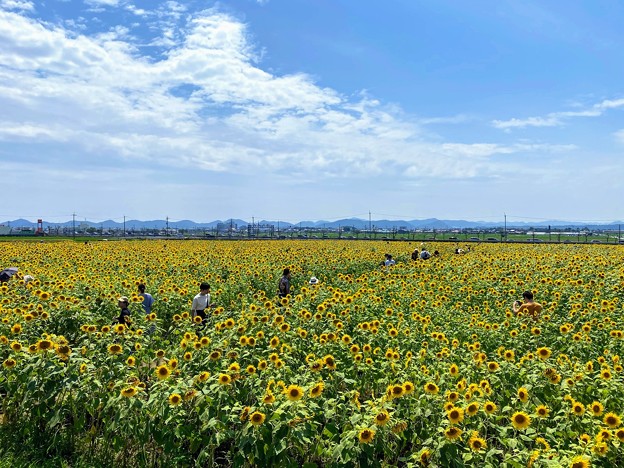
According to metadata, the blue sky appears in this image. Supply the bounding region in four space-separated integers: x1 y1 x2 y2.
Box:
1 0 624 224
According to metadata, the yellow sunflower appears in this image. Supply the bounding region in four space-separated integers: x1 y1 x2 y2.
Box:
309 381 325 398
535 405 550 418
249 411 266 426
468 432 487 452
284 384 304 401
571 401 585 416
603 412 621 428
120 387 137 398
323 355 336 370
536 347 552 360
511 411 531 430
218 374 232 385
358 428 375 444
2 358 16 369
374 410 391 427
590 401 604 416
154 363 171 379
466 402 480 416
483 401 497 415
38 339 54 351
447 407 464 425
168 393 182 406
424 382 439 395
487 361 500 372
569 455 590 468
445 426 462 440
517 387 529 403
263 392 276 405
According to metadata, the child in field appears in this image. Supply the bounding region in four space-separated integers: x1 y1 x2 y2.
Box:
113 296 132 327
192 282 215 327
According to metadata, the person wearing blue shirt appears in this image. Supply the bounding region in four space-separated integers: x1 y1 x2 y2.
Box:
138 284 154 315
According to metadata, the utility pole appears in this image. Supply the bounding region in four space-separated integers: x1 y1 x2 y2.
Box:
504 213 506 242
369 211 372 238
123 216 126 238
166 216 169 236
72 213 76 239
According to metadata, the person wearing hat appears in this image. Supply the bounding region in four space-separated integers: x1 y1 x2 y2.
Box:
113 296 132 327
309 276 319 286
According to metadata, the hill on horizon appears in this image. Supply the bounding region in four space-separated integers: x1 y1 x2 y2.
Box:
3 217 624 231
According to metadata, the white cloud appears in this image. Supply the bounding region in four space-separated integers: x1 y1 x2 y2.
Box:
615 129 624 144
0 6 583 196
0 0 33 11
596 98 624 110
85 0 120 7
492 115 561 130
419 114 471 125
493 98 623 130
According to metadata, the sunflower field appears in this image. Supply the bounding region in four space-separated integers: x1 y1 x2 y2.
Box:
1 240 623 467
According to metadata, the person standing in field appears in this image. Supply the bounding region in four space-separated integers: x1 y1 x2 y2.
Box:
192 282 215 327
139 283 156 334
278 268 292 298
513 290 543 320
113 296 132 327
138 284 154 315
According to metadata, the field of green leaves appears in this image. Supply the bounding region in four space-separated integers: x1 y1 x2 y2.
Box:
1 240 623 467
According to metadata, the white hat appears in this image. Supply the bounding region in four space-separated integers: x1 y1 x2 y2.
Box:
309 276 319 285
23 275 34 284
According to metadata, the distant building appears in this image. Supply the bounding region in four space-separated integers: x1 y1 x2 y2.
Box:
216 222 237 232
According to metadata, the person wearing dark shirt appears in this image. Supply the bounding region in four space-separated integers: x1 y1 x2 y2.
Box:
278 268 291 298
114 296 131 327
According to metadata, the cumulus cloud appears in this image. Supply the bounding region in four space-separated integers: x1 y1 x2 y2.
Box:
0 7 575 186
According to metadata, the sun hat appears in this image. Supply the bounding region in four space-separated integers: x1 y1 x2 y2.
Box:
118 296 130 303
309 276 319 285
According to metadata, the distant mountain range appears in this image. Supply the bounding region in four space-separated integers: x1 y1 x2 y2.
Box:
2 217 624 230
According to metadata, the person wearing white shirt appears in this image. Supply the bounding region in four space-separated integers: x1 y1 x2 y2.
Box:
192 282 214 327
